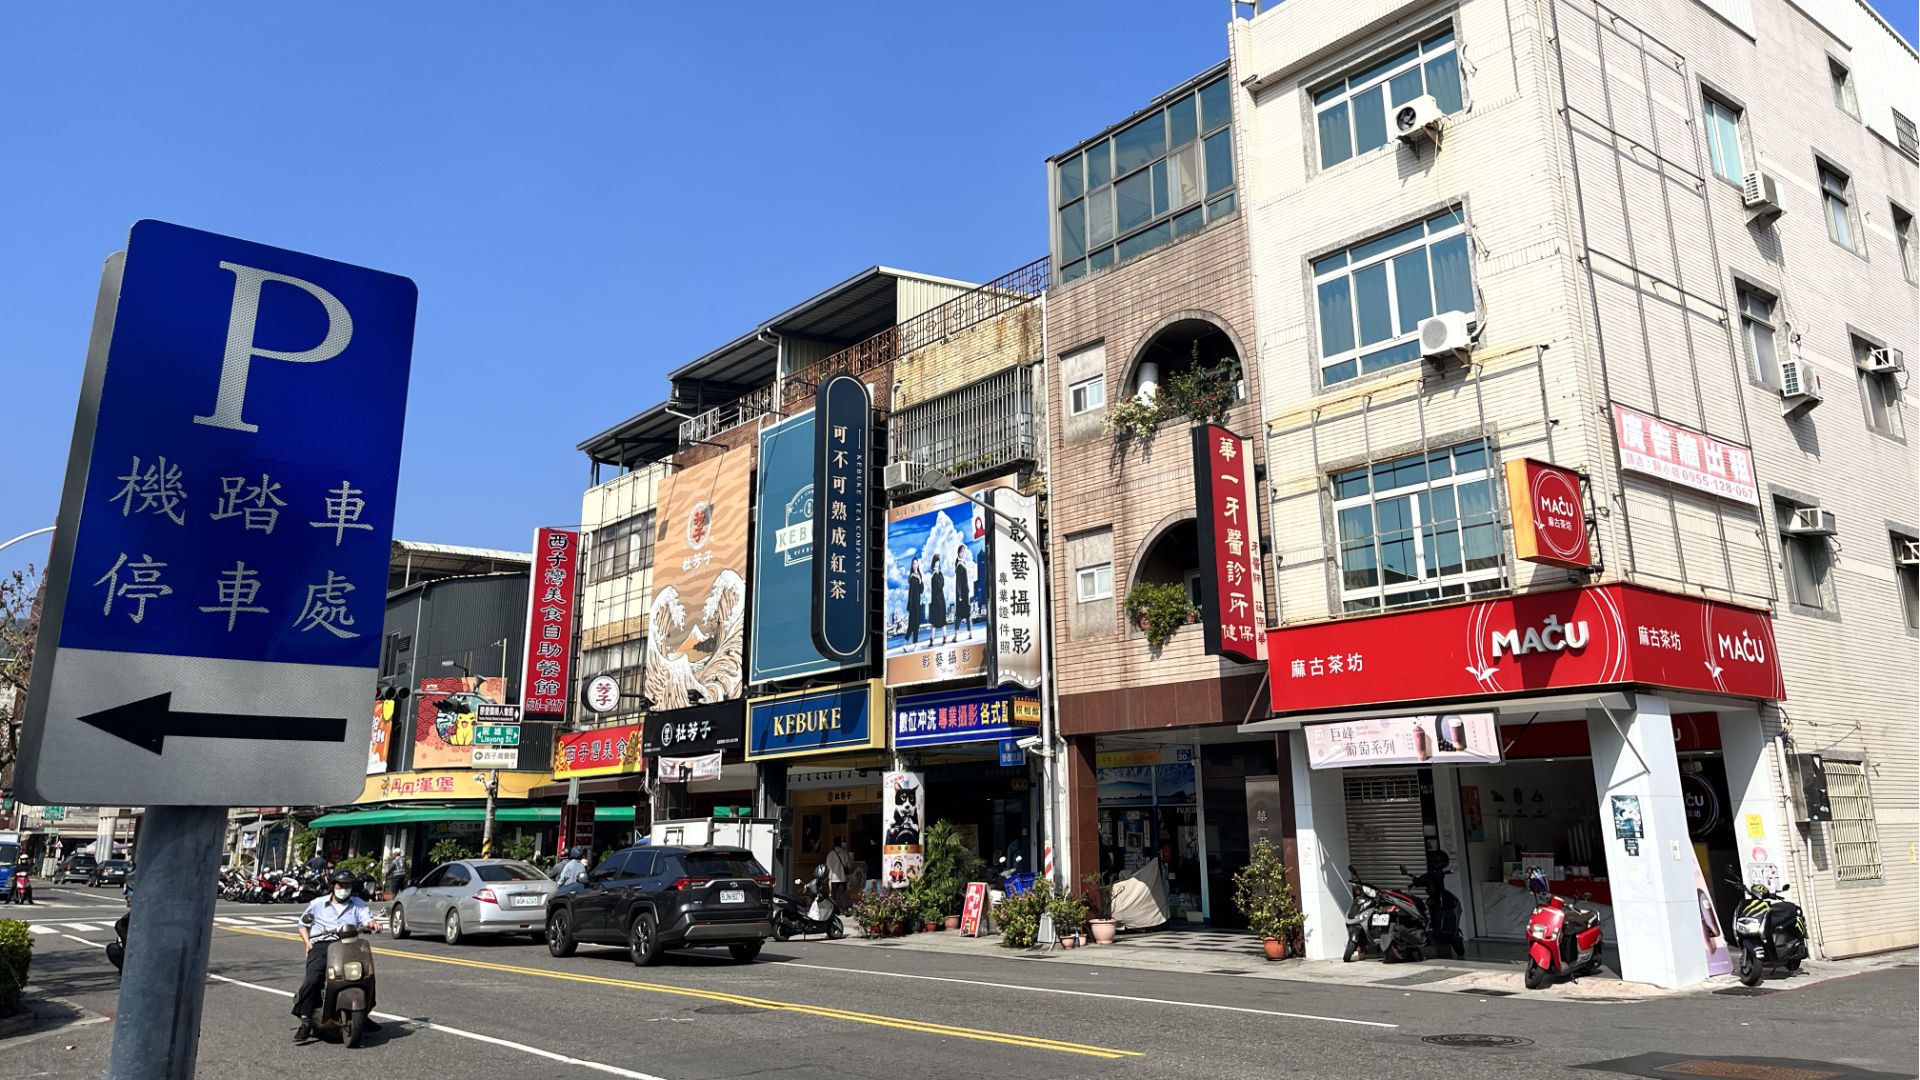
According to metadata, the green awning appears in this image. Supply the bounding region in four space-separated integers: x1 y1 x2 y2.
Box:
310 805 637 828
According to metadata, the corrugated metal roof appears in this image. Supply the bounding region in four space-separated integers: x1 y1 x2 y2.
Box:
391 540 530 562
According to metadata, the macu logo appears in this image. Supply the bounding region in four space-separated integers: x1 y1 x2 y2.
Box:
1538 493 1578 520
1717 630 1766 664
1491 613 1590 659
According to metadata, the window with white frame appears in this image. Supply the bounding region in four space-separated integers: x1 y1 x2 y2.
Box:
1314 26 1463 169
1891 531 1918 629
1819 162 1861 253
1076 563 1114 602
1894 204 1917 285
1775 498 1836 611
1738 284 1781 387
588 510 657 585
1853 335 1904 439
1314 207 1473 386
1895 110 1919 161
1332 442 1504 612
1829 58 1858 118
1824 758 1882 881
1069 375 1106 415
1702 92 1747 184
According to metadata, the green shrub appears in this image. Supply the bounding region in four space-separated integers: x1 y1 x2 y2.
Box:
0 919 33 1015
291 826 319 862
429 838 474 867
501 836 537 863
995 879 1056 949
1047 889 1089 938
1126 581 1200 649
847 889 914 937
334 855 379 879
915 820 984 919
1232 839 1304 942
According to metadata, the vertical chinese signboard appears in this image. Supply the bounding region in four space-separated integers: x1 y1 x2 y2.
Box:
986 487 1042 689
812 374 872 665
1191 425 1267 663
521 527 579 718
1611 403 1758 506
645 450 751 712
751 411 850 684
1503 459 1593 569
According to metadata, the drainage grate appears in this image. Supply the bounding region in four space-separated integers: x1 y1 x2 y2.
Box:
1455 988 1518 997
1712 985 1781 996
694 1005 762 1016
1207 967 1252 974
1422 1034 1535 1048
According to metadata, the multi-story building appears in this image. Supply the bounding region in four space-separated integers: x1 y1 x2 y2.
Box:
1226 0 1915 985
1041 62 1283 922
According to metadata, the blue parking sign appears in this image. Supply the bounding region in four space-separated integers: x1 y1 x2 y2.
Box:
16 221 417 806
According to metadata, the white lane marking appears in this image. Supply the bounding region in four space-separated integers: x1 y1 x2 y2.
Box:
62 923 103 933
60 934 106 947
781 962 1399 1029
207 973 672 1079
27 926 55 935
213 917 250 924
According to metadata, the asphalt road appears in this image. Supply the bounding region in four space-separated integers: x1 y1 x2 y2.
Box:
6 884 1916 1079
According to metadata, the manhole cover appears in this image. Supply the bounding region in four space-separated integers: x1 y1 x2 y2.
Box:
695 1005 763 1016
1422 1034 1535 1048
1712 986 1780 997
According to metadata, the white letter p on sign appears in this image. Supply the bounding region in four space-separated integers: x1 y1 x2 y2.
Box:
193 261 354 434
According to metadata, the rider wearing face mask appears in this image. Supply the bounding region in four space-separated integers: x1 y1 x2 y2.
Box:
293 869 384 1042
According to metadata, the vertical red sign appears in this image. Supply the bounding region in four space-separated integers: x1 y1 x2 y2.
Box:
1192 425 1269 663
1504 459 1593 569
520 527 579 718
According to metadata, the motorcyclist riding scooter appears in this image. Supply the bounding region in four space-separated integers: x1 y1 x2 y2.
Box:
293 869 384 1045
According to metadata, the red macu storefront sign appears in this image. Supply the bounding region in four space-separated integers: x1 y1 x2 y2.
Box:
1266 583 1783 713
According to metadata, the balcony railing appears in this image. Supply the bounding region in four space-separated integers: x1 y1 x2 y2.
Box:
890 364 1038 485
677 384 777 446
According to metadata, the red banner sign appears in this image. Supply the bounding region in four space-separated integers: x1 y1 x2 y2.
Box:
1192 424 1268 662
1612 403 1758 506
1266 583 1784 714
1505 459 1592 569
521 527 579 717
551 722 645 779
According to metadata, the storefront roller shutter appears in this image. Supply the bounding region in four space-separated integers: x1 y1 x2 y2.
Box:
1343 770 1427 891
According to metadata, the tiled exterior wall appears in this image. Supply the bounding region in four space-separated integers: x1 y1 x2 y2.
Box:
579 461 668 652
893 303 1043 408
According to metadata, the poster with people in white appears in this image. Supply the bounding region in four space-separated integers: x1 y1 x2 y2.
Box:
883 478 1012 687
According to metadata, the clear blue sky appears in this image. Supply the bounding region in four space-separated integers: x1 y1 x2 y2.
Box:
2 3 1912 580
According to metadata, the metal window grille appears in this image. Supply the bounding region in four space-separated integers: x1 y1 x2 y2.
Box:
1824 759 1882 881
890 365 1037 480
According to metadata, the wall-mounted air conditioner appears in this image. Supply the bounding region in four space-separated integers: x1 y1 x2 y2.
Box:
1418 311 1474 367
1857 347 1905 375
1394 95 1445 144
1779 357 1823 415
882 460 923 492
1742 171 1784 223
1783 507 1837 537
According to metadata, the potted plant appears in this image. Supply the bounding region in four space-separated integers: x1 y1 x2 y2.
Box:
1083 872 1119 944
1233 839 1305 960
1126 581 1200 649
848 889 914 937
916 820 983 932
1048 889 1089 949
994 879 1055 949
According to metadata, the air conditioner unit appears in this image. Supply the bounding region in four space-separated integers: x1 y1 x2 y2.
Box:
1778 357 1823 415
1393 95 1445 144
1742 171 1784 222
1858 347 1905 375
1418 311 1474 366
1898 539 1920 567
882 460 923 492
1784 507 1837 537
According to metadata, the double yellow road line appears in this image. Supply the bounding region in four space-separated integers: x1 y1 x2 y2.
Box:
219 924 1139 1060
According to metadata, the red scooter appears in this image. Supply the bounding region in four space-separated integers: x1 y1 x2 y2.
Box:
1522 868 1603 989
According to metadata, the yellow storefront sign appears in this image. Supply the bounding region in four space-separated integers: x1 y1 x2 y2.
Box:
353 770 550 804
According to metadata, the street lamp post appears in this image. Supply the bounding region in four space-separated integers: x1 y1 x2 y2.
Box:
441 659 500 858
919 469 1060 888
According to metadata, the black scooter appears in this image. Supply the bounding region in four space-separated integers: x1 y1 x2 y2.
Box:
1729 878 1808 986
1342 865 1430 962
1402 855 1465 959
299 913 380 1048
772 866 846 941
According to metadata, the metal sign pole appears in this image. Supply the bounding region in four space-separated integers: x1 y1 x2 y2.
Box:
107 804 224 1080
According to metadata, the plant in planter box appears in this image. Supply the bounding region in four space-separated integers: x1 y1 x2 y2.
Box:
1126 581 1200 650
1102 394 1165 453
848 888 914 937
1232 839 1305 958
994 879 1057 949
1156 354 1241 427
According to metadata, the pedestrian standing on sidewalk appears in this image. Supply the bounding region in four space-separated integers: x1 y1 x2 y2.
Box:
383 849 408 899
825 838 853 906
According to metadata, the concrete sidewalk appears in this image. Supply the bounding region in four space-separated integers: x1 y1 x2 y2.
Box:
829 923 1913 1004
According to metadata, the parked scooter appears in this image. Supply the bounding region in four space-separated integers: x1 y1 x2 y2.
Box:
1522 868 1604 988
1342 866 1430 962
298 913 379 1047
772 866 847 941
1729 878 1808 986
1402 853 1466 959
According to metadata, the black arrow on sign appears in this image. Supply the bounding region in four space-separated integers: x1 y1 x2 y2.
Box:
78 692 348 755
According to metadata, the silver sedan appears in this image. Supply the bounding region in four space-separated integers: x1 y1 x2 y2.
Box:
389 859 555 945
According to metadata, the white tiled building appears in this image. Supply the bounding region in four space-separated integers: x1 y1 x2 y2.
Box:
1229 0 1915 981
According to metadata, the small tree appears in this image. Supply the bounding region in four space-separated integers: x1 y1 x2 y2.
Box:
1232 839 1304 944
0 565 47 777
1126 581 1200 649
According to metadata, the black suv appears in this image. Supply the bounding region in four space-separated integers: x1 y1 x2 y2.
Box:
546 846 771 966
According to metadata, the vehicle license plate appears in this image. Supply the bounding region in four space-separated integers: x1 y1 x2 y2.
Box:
510 893 543 908
720 889 746 905
1370 913 1391 927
